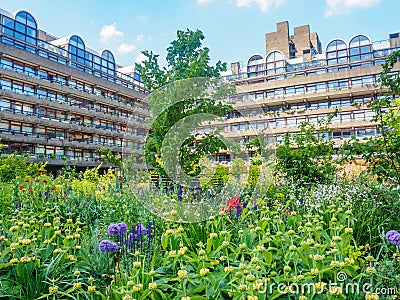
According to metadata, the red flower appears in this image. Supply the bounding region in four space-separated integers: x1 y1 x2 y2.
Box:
221 197 241 213
28 189 34 193
50 186 56 191
42 179 48 183
283 210 291 216
19 185 24 190
24 179 30 182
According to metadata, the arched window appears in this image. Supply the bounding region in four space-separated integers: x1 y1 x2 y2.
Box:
1 11 38 45
266 51 285 75
349 35 372 62
102 50 116 75
68 35 86 65
326 39 348 65
247 54 264 78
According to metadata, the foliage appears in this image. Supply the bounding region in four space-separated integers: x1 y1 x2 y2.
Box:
135 29 234 178
275 119 338 187
98 148 122 168
340 50 400 185
231 158 245 178
0 152 46 183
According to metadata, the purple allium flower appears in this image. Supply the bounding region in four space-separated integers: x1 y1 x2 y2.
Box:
386 230 400 246
107 224 120 236
98 240 119 253
117 222 128 234
108 222 128 236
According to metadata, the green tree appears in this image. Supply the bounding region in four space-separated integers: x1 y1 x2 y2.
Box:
275 117 338 186
135 29 234 178
340 50 400 185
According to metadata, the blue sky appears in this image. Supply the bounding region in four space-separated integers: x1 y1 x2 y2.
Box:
0 0 398 69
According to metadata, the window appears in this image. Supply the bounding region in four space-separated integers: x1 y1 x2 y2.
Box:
326 39 347 65
2 12 37 45
266 51 285 75
349 35 372 62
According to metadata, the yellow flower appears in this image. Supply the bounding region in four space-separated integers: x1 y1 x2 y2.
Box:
73 282 82 290
199 268 210 276
198 249 206 256
315 282 327 291
299 296 307 300
49 286 59 294
133 261 141 268
133 284 143 292
209 233 218 239
149 282 157 290
44 223 51 227
329 286 342 296
20 256 31 263
181 297 191 300
210 260 219 266
345 228 353 234
178 269 188 278
247 296 258 300
10 258 19 264
365 293 379 300
224 266 233 273
21 239 31 245
67 219 73 223
178 247 187 256
88 285 96 293
54 248 63 254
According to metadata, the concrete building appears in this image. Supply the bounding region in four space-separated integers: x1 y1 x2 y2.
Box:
200 22 400 162
0 9 149 170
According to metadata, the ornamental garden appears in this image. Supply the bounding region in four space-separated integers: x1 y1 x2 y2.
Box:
0 32 399 300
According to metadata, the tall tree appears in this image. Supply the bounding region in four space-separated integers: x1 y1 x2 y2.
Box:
340 50 400 185
135 29 234 179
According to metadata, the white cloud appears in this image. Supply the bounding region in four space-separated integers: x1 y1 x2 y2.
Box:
137 34 144 42
147 35 153 42
116 43 136 54
100 23 124 43
235 0 284 12
197 0 212 4
135 52 148 63
325 0 381 17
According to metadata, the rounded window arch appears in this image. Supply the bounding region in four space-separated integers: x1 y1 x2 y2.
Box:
247 54 264 78
349 34 372 62
266 51 285 75
68 35 86 65
326 39 348 65
13 11 37 45
102 50 115 63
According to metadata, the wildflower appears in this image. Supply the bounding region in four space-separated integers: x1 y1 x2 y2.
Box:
44 223 51 227
209 233 218 239
224 266 233 273
149 282 157 290
67 255 77 261
169 250 177 256
199 268 210 276
133 284 143 292
248 296 258 300
345 227 353 234
178 269 188 278
49 286 59 294
310 268 319 275
366 267 376 275
19 185 24 190
73 282 82 290
330 260 340 268
10 258 19 263
315 282 327 292
365 293 379 300
75 245 81 250
181 297 191 300
386 230 400 246
88 286 96 293
107 222 128 236
329 286 342 296
289 245 297 251
133 261 141 268
199 249 206 256
98 240 118 253
54 248 63 254
299 296 307 300
246 274 256 282
178 247 187 256
211 260 219 266
283 266 292 273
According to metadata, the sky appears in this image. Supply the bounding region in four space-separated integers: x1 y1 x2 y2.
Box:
0 0 398 70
